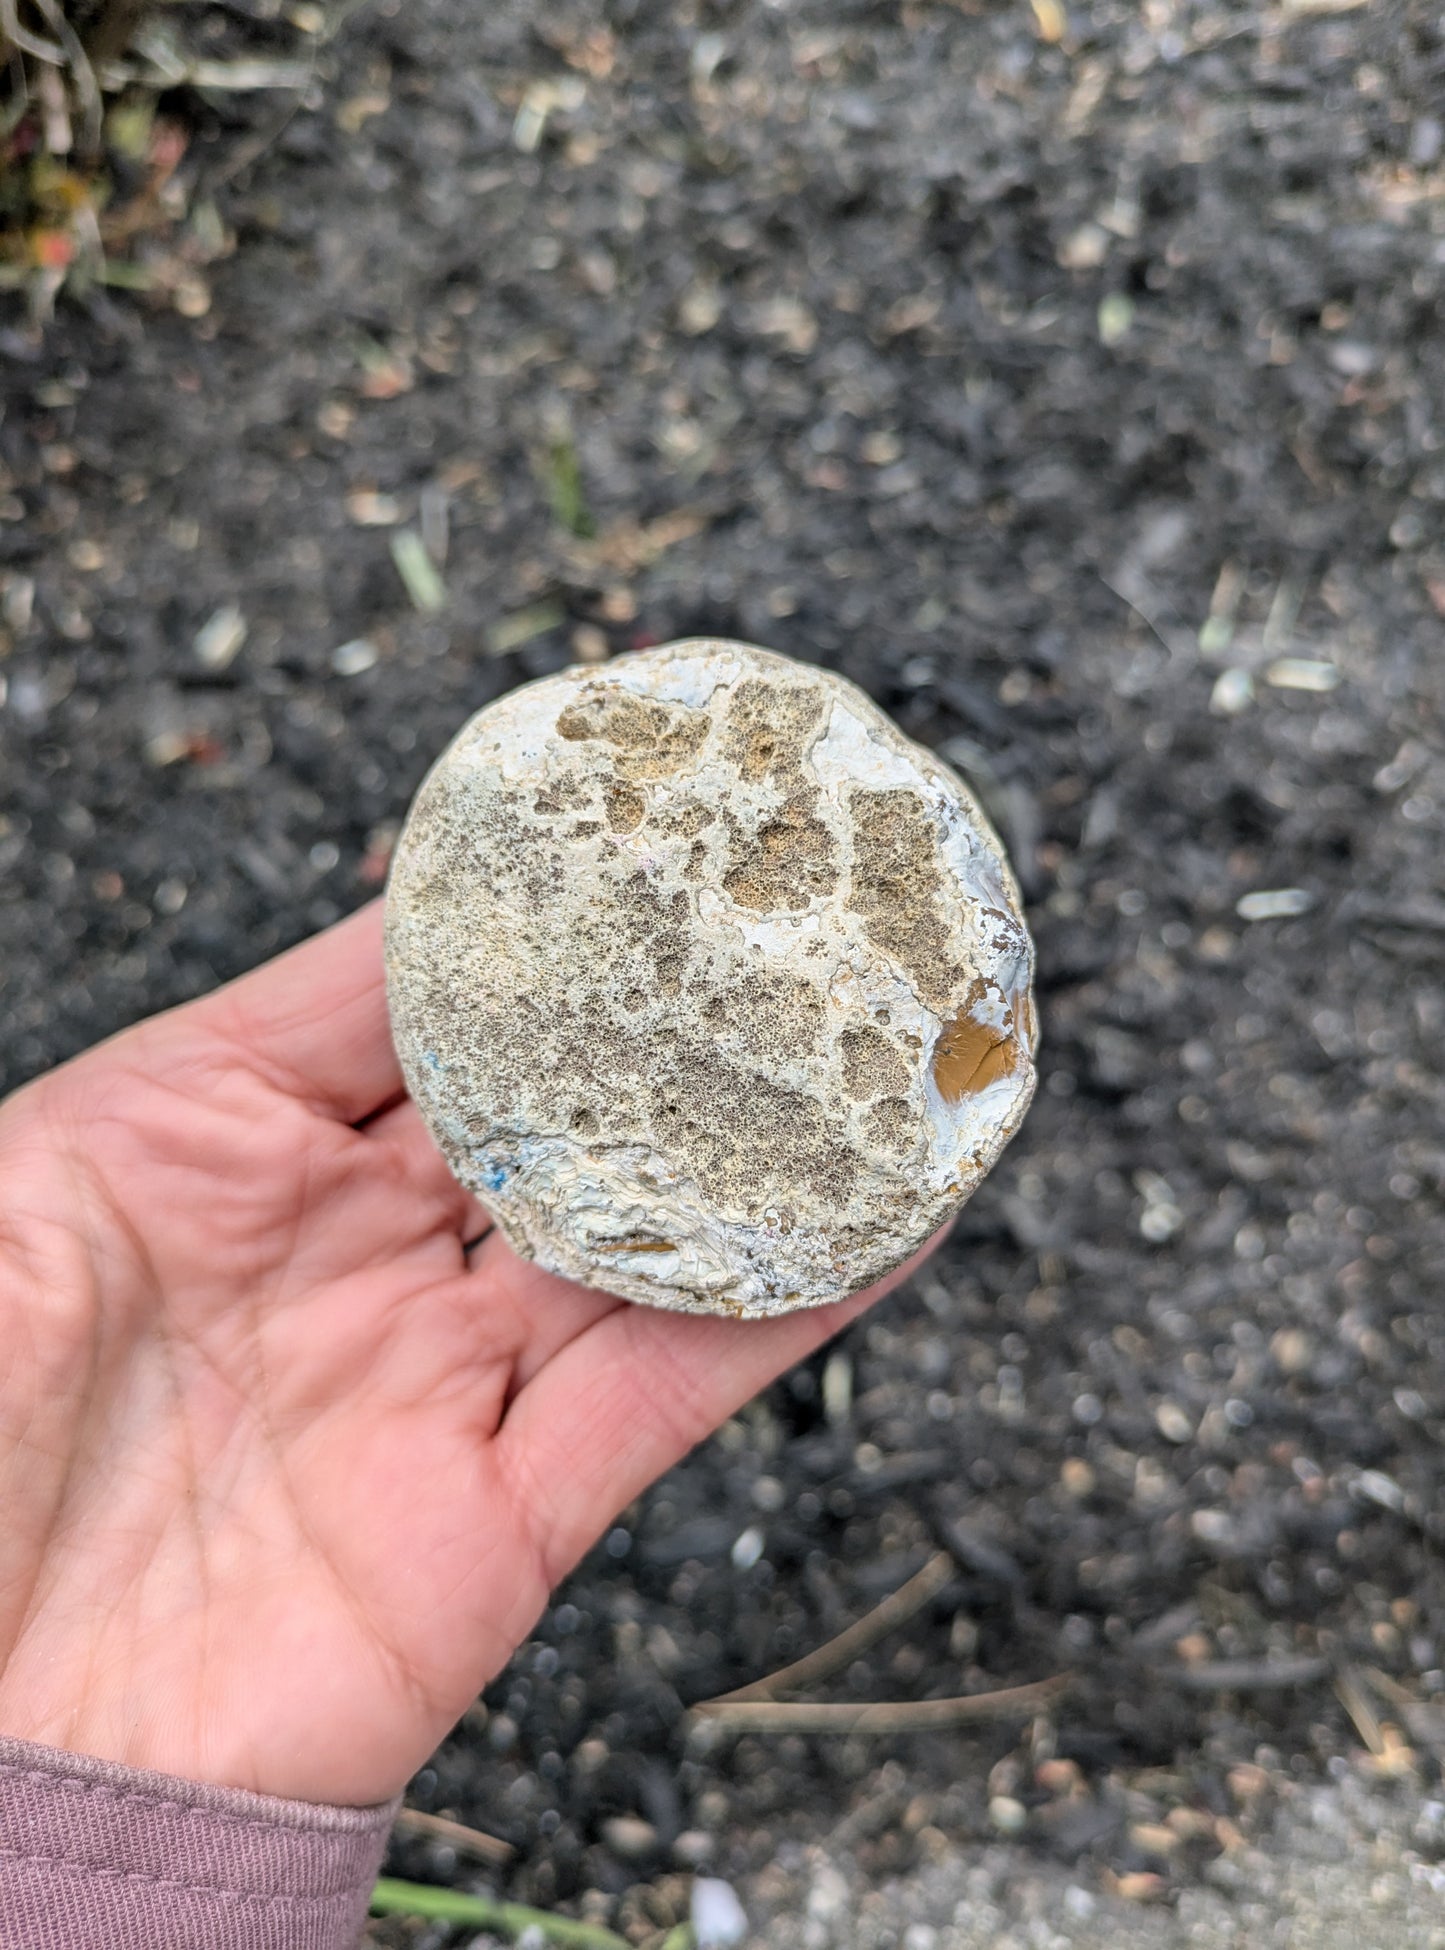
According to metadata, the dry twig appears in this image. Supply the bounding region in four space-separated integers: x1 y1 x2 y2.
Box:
691 1672 1073 1735
393 1805 514 1865
707 1550 956 1707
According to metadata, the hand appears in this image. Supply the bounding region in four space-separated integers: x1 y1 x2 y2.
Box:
0 903 935 1807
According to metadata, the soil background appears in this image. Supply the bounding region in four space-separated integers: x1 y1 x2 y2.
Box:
4 0 1445 1942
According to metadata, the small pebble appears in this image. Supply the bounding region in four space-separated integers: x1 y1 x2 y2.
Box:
1058 223 1109 269
1356 1469 1406 1512
1373 739 1428 794
571 624 610 664
679 280 724 335
691 1877 748 1948
988 1796 1028 1835
751 1475 786 1513
1 574 34 630
1265 658 1339 692
1098 293 1134 345
1408 112 1443 165
1236 888 1314 921
1130 1821 1179 1856
194 604 246 672
822 1350 853 1426
1109 1870 1168 1904
1139 1200 1183 1243
807 1864 851 1922
601 1815 658 1860
345 489 404 526
1210 667 1254 715
1271 1328 1313 1375
1154 1400 1194 1444
673 1829 715 1868
690 33 727 85
332 637 379 676
731 1525 765 1571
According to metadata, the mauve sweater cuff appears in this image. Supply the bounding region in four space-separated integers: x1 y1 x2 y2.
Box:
0 1734 399 1950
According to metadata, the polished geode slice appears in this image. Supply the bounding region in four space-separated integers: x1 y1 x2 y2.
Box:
385 639 1037 1317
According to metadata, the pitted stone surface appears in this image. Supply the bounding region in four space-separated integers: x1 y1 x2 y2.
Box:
384 640 1037 1317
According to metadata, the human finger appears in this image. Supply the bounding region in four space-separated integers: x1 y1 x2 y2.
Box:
464 1231 626 1392
193 900 403 1125
362 1096 496 1244
493 1229 950 1586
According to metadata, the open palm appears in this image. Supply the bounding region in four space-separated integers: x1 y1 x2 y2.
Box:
0 903 927 1809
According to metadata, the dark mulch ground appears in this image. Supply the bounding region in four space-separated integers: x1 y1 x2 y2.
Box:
4 0 1445 1934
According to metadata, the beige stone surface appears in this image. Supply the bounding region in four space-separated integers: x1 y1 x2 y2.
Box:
384 639 1036 1316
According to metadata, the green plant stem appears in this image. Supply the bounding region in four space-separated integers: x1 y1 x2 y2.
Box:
369 1877 632 1947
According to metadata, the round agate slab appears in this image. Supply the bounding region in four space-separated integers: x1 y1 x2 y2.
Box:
384 639 1037 1317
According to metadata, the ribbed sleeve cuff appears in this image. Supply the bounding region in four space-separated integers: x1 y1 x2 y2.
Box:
0 1734 398 1950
